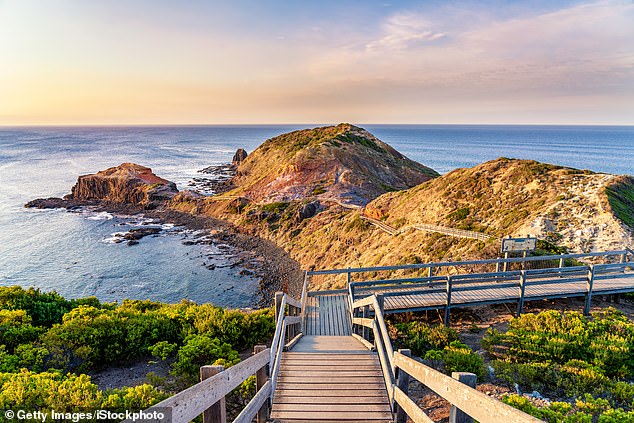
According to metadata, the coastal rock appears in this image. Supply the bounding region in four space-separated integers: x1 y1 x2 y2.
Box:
67 163 178 209
232 148 248 166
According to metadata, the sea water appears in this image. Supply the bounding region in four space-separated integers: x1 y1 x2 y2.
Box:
0 125 632 305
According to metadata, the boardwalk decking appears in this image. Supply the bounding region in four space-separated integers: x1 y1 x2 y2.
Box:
305 293 352 335
271 336 392 423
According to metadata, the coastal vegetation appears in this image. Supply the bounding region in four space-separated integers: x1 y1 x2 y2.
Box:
0 286 274 418
389 308 634 422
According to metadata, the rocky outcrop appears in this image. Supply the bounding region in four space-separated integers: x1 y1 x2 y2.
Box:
232 148 248 166
66 163 178 209
227 124 439 205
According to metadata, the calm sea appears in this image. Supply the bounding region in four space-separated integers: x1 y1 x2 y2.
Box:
0 125 632 306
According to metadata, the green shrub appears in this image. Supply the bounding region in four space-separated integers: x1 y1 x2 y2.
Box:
173 335 240 381
148 341 178 361
392 321 459 356
0 309 43 352
438 341 484 379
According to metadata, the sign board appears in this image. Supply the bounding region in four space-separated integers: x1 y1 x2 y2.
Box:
501 237 537 253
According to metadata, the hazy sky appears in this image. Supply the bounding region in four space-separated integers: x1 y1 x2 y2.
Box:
0 0 632 125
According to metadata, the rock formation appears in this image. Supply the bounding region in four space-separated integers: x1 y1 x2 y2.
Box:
66 163 178 209
232 148 248 166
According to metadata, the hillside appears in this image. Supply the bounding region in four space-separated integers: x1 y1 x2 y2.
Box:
214 157 633 289
226 123 438 204
366 158 634 253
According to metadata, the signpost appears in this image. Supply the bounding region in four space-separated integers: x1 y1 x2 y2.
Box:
501 236 537 272
502 237 537 253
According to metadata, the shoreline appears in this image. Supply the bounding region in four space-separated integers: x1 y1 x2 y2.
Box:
24 198 304 307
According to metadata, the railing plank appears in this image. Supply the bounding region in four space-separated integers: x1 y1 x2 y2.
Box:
141 349 270 423
285 295 302 309
393 386 434 423
352 295 376 309
284 316 302 326
352 317 374 328
270 296 287 370
306 250 626 275
233 380 271 423
393 352 542 423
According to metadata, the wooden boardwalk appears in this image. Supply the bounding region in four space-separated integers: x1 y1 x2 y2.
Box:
271 336 392 423
355 271 634 314
305 293 352 336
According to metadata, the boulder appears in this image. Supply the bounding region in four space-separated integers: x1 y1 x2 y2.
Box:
232 148 248 166
295 201 320 222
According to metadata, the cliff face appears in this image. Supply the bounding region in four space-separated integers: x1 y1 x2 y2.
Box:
227 123 438 205
68 163 178 208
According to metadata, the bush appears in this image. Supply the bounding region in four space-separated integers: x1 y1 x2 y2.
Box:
148 341 178 361
392 321 459 356
429 341 485 379
173 335 240 381
483 308 634 379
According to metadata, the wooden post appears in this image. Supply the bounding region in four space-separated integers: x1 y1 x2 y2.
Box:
376 294 385 315
254 345 269 423
584 265 595 316
274 292 284 324
495 258 501 273
428 266 433 278
395 349 411 423
502 252 509 272
362 305 370 341
558 257 565 278
449 372 477 423
200 365 227 423
444 276 452 326
517 271 526 317
521 251 527 270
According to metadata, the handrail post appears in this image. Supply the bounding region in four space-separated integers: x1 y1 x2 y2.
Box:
254 345 269 423
517 271 526 317
449 372 477 423
362 304 370 341
395 349 411 423
200 365 227 423
275 292 284 324
376 293 385 315
444 276 452 326
495 257 501 273
584 265 595 316
275 292 287 343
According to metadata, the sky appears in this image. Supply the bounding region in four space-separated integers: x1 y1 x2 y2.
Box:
0 0 632 125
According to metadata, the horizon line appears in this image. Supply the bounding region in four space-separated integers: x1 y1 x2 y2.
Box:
1 122 633 128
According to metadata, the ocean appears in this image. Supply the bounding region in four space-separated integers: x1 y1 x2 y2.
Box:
0 125 632 306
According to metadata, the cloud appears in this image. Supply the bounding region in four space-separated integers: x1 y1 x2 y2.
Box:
365 12 446 51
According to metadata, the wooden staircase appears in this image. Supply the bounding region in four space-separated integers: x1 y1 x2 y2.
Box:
271 335 392 422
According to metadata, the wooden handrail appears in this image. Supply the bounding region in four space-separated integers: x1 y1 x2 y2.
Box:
412 223 492 241
132 348 270 423
350 294 541 423
308 250 627 276
393 352 542 423
269 292 303 404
